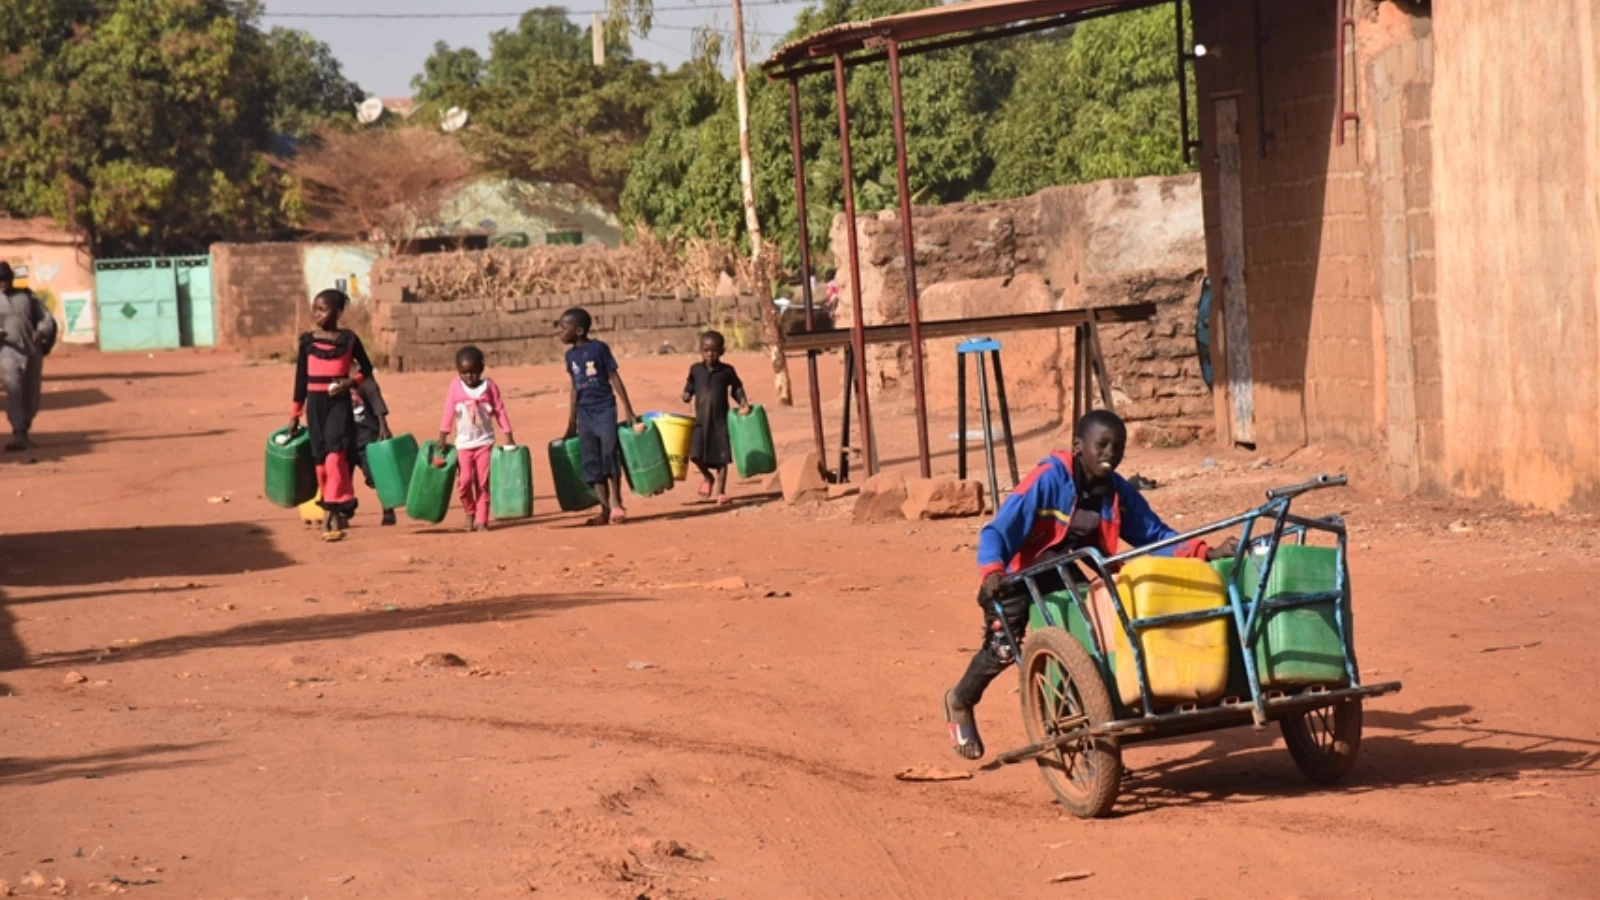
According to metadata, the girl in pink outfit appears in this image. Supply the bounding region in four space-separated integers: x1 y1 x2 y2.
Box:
437 345 515 531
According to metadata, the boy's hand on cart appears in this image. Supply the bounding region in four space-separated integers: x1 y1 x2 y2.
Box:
1206 536 1239 561
979 572 1005 601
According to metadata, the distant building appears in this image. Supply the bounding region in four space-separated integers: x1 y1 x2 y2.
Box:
436 178 622 249
0 216 95 343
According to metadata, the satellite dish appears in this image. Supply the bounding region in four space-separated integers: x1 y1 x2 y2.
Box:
441 106 469 133
356 97 385 125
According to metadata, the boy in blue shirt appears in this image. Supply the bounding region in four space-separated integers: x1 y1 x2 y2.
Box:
944 410 1236 760
559 307 640 525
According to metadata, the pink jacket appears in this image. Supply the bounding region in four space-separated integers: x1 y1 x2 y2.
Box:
440 378 512 450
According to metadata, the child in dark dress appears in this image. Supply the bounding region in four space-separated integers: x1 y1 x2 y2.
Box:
559 307 640 526
681 331 749 504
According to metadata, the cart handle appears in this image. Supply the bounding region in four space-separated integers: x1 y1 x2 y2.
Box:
1265 473 1346 501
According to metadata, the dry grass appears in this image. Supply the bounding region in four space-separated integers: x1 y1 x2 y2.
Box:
384 224 755 304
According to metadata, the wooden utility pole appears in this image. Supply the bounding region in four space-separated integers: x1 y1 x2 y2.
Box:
730 0 793 404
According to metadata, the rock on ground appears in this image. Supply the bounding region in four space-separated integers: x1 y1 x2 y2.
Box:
852 471 909 524
778 453 828 504
902 477 986 520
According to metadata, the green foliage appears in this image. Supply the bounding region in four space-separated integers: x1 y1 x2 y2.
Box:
0 0 361 255
619 1 1190 267
448 7 663 213
412 42 486 103
988 6 1191 198
265 27 365 139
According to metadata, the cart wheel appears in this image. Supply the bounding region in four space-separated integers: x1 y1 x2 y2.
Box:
1281 699 1363 784
1018 628 1122 818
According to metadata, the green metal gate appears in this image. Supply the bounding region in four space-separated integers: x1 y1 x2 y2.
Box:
93 256 215 351
175 256 216 347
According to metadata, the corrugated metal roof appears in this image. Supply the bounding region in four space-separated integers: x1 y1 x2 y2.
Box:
763 0 1144 71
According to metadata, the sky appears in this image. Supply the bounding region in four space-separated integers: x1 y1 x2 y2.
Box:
260 0 817 99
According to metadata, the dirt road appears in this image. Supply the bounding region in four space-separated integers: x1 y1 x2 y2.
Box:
2 349 1597 899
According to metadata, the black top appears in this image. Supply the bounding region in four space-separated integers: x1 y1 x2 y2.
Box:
293 329 373 405
683 361 747 467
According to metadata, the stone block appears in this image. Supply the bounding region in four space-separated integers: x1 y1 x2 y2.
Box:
852 471 908 524
778 453 827 504
902 477 986 520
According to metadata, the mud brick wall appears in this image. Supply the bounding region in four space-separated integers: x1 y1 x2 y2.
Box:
830 174 1212 438
211 243 310 358
371 286 762 372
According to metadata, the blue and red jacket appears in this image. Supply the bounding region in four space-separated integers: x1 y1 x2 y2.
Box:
977 451 1210 580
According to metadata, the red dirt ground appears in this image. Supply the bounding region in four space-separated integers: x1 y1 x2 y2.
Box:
3 348 1598 899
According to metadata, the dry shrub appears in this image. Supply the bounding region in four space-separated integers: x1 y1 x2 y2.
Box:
277 125 479 250
387 222 755 304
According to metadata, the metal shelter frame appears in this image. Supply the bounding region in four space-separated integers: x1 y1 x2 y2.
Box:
764 0 1185 481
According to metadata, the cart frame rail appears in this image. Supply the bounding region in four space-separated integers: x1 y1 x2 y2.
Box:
993 474 1395 740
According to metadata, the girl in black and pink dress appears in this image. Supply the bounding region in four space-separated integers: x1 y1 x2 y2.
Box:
288 289 374 542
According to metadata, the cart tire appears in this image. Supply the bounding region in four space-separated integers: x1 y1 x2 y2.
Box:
1281 699 1363 784
1018 628 1122 818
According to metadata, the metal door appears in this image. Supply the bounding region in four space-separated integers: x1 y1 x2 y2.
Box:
174 256 216 347
94 258 181 351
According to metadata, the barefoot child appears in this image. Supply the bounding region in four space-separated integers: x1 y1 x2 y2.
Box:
353 375 398 526
943 410 1238 760
681 330 749 504
437 345 515 532
558 307 639 525
288 289 374 542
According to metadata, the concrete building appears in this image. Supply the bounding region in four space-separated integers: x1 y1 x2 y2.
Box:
1191 0 1600 510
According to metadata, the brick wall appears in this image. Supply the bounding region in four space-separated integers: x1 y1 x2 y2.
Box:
1360 4 1438 494
369 263 761 371
1193 0 1378 451
829 175 1212 438
211 243 311 358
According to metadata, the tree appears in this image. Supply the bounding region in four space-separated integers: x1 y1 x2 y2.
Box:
265 27 365 139
622 0 1011 267
278 126 479 253
450 8 665 213
988 6 1190 198
412 41 486 104
0 0 360 255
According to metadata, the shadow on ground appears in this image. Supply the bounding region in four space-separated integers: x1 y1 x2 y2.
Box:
1 523 293 589
0 741 225 787
1107 704 1600 817
28 591 646 669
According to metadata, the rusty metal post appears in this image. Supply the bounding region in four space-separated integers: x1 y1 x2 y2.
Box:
886 39 932 479
788 77 828 477
1334 0 1359 144
1175 0 1191 164
833 52 875 476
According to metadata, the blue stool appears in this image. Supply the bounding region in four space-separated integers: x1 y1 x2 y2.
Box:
956 337 1019 504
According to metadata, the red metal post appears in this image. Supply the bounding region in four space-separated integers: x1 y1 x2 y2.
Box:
886 39 932 479
787 77 829 477
833 52 875 476
1334 0 1359 144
